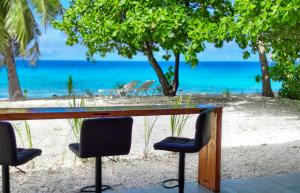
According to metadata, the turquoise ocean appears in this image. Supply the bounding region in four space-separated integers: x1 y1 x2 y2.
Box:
0 60 281 98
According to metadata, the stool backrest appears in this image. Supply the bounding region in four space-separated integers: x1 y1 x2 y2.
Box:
80 117 133 157
0 122 17 165
194 108 214 150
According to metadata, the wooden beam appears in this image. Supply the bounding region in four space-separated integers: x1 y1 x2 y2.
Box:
198 108 222 192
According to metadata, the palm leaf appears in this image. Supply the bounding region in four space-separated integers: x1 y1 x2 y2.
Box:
0 16 9 55
29 0 63 27
4 0 40 55
0 1 10 55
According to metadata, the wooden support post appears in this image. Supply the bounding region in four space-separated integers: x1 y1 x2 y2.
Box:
198 108 222 192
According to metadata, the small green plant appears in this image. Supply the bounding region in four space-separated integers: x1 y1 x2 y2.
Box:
143 116 158 159
23 89 28 98
170 94 192 137
222 88 231 98
68 97 85 142
13 121 33 148
85 89 94 97
67 75 74 96
13 121 34 168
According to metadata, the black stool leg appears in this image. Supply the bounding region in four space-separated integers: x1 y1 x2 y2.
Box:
2 165 10 193
95 157 102 193
80 157 111 193
179 153 185 193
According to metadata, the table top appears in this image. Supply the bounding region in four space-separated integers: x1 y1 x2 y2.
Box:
0 104 222 120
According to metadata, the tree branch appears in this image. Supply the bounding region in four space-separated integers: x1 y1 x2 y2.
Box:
144 42 172 95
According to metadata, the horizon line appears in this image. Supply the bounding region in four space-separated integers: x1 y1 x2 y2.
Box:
16 59 260 62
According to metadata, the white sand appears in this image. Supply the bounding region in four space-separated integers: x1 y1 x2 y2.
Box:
0 95 299 193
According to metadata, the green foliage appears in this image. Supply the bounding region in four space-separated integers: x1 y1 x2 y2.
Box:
23 89 28 98
67 75 74 96
222 88 231 97
170 94 191 137
68 97 85 142
55 0 232 66
233 0 300 54
13 121 33 148
85 89 94 97
143 116 158 159
271 62 300 100
255 75 261 83
164 66 174 85
243 51 251 60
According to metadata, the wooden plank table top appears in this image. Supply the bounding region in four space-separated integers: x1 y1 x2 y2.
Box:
0 104 221 120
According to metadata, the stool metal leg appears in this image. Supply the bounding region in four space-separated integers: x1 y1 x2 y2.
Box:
179 153 185 193
2 165 10 193
95 157 101 193
80 157 111 193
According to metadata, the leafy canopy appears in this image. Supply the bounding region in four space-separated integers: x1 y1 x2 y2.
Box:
232 0 300 99
232 0 300 58
55 0 233 66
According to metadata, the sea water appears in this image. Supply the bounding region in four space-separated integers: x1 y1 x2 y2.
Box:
0 60 281 98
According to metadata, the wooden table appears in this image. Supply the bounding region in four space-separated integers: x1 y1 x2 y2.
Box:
0 104 222 192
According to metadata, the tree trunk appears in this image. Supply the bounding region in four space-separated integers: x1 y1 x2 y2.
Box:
144 42 179 96
5 40 24 101
258 45 274 97
172 53 180 95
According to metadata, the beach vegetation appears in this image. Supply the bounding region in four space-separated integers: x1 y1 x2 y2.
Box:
271 62 300 100
170 94 192 137
55 0 233 96
143 116 158 159
222 88 231 98
13 121 33 148
85 89 94 97
67 75 74 96
23 89 28 98
230 0 300 98
0 0 62 100
68 97 85 142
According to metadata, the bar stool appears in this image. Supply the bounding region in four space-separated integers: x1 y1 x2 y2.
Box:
69 117 133 193
0 122 42 193
153 108 213 193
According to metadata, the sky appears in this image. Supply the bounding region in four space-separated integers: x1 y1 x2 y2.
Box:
38 0 259 61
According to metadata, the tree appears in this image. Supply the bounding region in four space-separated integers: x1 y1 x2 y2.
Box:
233 0 300 98
55 0 233 96
0 0 62 100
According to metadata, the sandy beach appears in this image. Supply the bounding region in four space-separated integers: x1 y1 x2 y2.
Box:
0 95 299 193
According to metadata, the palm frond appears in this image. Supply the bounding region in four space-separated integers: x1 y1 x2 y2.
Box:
0 13 9 55
29 0 63 27
26 40 40 65
0 0 11 11
4 0 40 55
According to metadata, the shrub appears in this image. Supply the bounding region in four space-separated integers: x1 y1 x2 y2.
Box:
271 62 300 100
